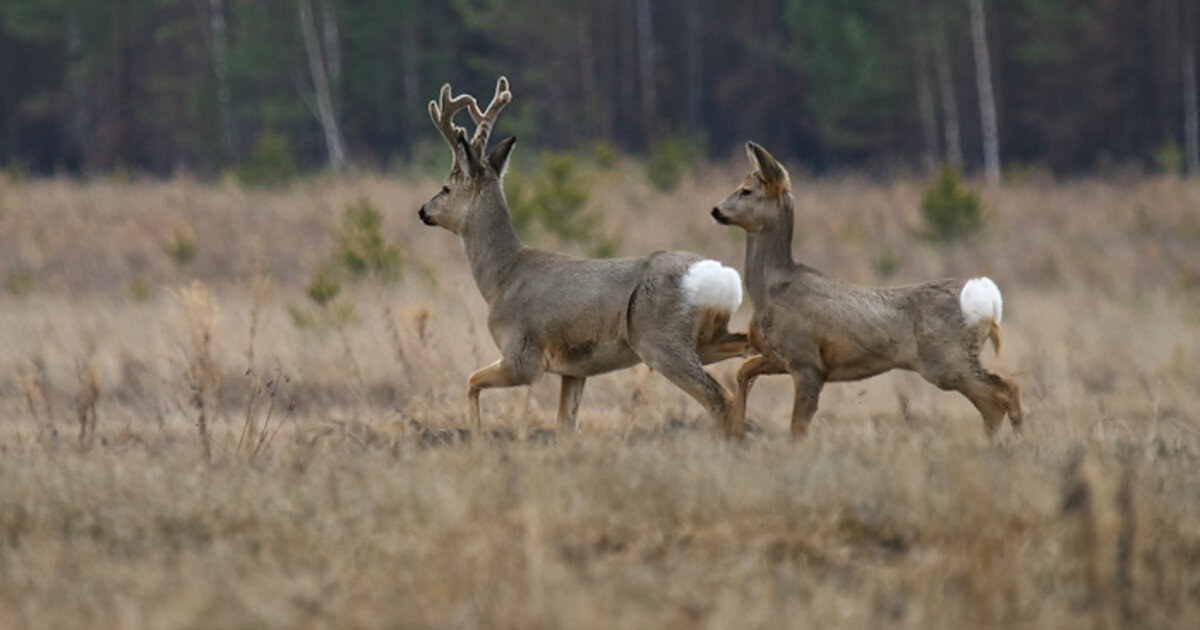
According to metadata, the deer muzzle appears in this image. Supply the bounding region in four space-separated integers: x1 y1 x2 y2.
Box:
711 207 731 225
418 206 437 226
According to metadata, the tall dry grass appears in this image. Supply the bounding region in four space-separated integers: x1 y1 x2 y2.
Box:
0 168 1198 628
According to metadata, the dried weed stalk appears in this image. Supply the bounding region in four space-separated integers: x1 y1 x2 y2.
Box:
238 272 291 457
74 352 99 448
237 361 291 458
178 280 219 461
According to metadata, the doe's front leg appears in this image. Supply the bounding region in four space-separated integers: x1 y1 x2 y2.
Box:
732 354 787 436
557 375 586 432
790 366 825 439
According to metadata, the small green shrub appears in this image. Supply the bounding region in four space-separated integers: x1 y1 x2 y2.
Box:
401 138 449 179
334 196 403 283
164 226 197 266
920 165 986 242
590 139 620 170
236 130 299 187
3 162 25 185
506 151 616 255
128 275 152 303
645 133 705 192
305 265 341 306
294 195 403 329
288 300 357 330
1154 138 1184 175
4 267 33 297
873 247 899 279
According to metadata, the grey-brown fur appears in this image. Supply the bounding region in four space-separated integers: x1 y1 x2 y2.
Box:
711 142 1023 438
419 78 750 434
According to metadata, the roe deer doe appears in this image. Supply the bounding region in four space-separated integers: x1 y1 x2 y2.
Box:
418 77 750 435
710 142 1023 439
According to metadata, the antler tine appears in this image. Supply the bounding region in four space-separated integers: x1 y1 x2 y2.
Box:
467 76 512 150
428 83 477 152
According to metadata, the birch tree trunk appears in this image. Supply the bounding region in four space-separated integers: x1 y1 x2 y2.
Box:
931 10 963 170
320 0 341 84
298 0 349 172
207 0 235 159
635 0 657 143
970 0 1001 184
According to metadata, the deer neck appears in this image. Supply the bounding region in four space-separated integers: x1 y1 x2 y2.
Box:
744 194 796 303
461 184 524 304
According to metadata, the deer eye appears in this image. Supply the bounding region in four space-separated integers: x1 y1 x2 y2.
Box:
441 185 451 195
739 188 752 197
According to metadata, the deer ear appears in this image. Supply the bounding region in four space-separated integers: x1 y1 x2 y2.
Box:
456 132 484 176
488 136 516 178
746 141 790 194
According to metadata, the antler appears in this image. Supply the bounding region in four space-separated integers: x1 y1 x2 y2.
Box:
428 83 476 157
466 76 512 152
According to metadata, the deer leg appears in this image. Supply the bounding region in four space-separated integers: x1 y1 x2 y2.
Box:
642 352 736 436
732 354 788 435
790 367 825 439
557 375 586 432
698 332 753 364
467 359 533 434
695 308 751 364
1002 377 1024 437
956 372 1021 439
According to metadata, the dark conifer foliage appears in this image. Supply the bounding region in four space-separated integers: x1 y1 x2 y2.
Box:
0 0 1194 176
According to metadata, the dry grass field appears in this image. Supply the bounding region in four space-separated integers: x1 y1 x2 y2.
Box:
1 164 1199 628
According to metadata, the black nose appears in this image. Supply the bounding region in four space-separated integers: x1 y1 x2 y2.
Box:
418 207 435 226
711 207 730 225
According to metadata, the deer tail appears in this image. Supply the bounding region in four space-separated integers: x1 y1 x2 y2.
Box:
960 277 1004 355
681 259 743 316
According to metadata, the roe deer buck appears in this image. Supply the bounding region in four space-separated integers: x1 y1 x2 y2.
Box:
418 77 750 435
710 142 1023 439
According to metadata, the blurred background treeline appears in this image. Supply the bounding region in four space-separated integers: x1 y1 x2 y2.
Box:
2 0 1199 178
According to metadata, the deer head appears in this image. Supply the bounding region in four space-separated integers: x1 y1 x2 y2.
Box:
419 77 516 234
711 142 791 232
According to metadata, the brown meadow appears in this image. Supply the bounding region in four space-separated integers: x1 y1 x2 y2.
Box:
0 166 1198 628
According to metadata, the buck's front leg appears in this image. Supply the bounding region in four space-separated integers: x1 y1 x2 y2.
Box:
732 354 787 435
468 359 535 434
557 375 586 432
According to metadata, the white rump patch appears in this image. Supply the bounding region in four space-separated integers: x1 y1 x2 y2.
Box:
959 277 1003 327
681 259 743 314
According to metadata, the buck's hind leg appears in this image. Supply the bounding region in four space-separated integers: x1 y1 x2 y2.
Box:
468 359 537 434
557 375 586 432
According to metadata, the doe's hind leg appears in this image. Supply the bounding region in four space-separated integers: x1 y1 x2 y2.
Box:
634 330 736 435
